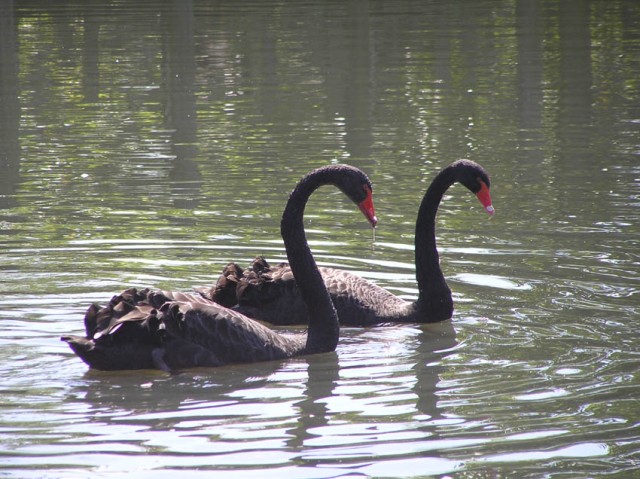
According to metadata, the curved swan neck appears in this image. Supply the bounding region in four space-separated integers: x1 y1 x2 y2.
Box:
414 166 456 312
281 169 340 354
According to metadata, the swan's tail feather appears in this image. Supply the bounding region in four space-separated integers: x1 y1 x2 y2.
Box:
60 332 159 371
196 262 244 308
200 256 276 309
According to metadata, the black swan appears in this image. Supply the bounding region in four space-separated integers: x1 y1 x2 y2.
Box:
61 165 378 371
203 159 493 326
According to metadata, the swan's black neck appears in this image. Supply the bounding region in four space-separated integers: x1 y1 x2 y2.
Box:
281 168 342 354
413 165 456 321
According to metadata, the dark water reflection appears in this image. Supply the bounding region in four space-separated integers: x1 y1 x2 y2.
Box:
1 0 640 477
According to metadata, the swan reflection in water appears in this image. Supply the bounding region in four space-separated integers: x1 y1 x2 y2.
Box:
286 321 458 456
62 321 457 468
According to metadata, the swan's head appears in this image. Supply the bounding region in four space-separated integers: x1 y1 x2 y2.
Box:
453 159 495 216
332 165 378 227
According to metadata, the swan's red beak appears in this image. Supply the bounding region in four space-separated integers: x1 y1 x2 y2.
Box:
358 185 378 227
476 181 495 216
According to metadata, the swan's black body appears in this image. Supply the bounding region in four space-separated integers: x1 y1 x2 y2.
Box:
207 160 493 326
61 165 377 371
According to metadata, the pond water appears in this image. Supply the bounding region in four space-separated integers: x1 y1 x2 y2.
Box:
1 1 639 477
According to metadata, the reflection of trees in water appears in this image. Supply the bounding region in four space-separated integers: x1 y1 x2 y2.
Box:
0 1 206 216
161 1 203 212
515 0 545 187
0 0 19 209
5 0 636 224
